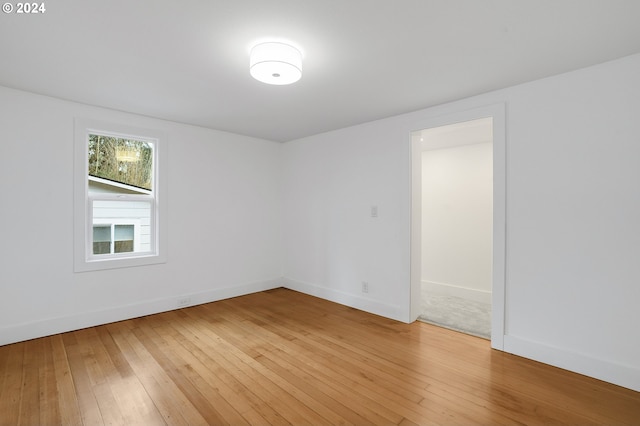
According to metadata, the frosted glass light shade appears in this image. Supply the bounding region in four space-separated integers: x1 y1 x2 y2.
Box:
250 42 302 85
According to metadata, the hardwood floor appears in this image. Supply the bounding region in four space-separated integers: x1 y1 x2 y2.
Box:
1 288 639 425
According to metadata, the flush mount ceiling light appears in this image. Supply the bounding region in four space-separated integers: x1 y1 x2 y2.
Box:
250 42 302 85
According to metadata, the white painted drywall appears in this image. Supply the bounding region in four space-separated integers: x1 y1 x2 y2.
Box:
281 121 411 321
421 142 493 300
0 86 283 345
282 53 640 391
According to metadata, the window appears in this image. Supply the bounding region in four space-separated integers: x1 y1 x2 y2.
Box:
92 222 139 254
74 119 167 272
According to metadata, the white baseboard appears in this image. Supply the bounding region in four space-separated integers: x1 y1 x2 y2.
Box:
282 277 407 322
422 280 491 304
504 335 640 392
0 278 282 346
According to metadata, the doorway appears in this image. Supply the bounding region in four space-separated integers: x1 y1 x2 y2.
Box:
409 104 506 350
415 118 493 338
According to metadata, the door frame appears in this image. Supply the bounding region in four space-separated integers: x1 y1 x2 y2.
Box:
409 103 506 350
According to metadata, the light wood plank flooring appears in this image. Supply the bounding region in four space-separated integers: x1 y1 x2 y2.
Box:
1 288 639 425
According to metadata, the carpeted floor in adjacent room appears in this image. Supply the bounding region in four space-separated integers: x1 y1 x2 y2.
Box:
419 292 491 339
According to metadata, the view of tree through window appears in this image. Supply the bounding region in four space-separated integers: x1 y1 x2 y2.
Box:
88 134 153 190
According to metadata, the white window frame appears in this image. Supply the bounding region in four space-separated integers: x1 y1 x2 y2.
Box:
74 118 167 272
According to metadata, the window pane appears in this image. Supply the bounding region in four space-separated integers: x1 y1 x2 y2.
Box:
93 226 111 242
93 241 111 254
93 226 111 254
114 225 134 241
88 134 153 191
114 225 134 253
114 240 134 253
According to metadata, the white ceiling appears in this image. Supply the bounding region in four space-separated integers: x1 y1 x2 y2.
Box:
2 0 640 142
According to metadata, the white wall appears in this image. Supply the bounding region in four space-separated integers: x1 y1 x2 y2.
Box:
0 86 283 345
421 142 493 301
281 122 411 320
282 53 640 391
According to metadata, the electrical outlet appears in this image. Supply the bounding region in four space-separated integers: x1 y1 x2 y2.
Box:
362 281 369 293
177 297 191 308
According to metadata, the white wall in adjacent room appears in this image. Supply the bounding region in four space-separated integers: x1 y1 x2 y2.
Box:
0 86 283 345
421 142 493 299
